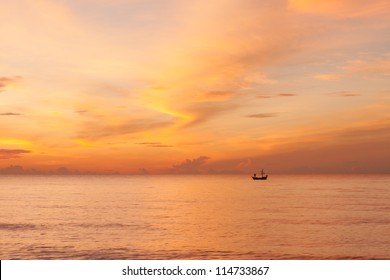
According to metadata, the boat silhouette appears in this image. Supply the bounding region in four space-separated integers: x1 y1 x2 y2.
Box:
252 168 268 180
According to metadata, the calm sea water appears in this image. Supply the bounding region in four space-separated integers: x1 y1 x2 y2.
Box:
1 174 389 259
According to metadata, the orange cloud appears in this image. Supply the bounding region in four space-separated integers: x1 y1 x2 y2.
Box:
314 74 341 80
194 91 234 103
0 76 21 90
0 112 23 116
77 117 174 140
136 142 172 148
246 113 278 118
137 0 304 128
256 93 297 99
289 0 390 17
326 91 360 97
0 149 30 159
171 156 210 174
1 0 390 173
345 53 390 76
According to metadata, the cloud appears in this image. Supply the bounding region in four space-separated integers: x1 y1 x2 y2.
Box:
237 158 252 170
139 0 305 127
277 93 297 97
183 101 238 127
344 53 390 76
0 165 26 174
136 142 172 148
0 112 23 116
246 113 278 118
0 149 30 159
205 118 390 174
289 0 390 17
137 167 150 175
1 0 389 174
0 165 104 175
327 91 360 97
171 156 210 174
75 110 88 114
313 74 341 80
241 73 278 89
0 76 21 89
255 95 274 99
136 142 162 145
338 92 360 97
336 122 390 140
256 93 297 99
78 120 171 140
77 116 174 140
195 90 234 102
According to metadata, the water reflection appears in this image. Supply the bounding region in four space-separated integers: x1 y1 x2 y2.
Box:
1 174 390 259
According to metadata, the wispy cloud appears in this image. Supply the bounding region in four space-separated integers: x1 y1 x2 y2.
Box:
139 0 304 127
336 91 360 97
75 110 88 114
0 112 23 116
278 93 297 97
256 93 297 99
324 91 361 97
0 76 21 89
183 102 238 127
241 73 278 89
314 74 341 80
289 0 390 17
246 113 278 118
77 117 174 140
0 149 30 159
195 91 234 102
345 53 390 76
136 142 172 148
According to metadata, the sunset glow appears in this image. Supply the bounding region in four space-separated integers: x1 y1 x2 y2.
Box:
1 0 389 174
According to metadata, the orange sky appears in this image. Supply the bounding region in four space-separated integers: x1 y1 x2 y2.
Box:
1 0 389 174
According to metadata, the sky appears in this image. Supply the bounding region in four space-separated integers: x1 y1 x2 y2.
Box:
1 0 390 174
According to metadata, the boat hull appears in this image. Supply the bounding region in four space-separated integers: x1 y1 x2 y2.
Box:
252 175 268 180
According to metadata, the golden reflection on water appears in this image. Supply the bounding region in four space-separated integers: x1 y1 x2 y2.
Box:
1 174 390 259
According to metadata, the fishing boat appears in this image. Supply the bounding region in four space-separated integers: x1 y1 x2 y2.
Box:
252 169 268 180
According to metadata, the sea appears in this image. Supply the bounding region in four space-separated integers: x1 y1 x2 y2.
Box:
1 174 389 260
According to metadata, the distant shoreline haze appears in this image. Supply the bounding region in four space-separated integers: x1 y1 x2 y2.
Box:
0 165 388 175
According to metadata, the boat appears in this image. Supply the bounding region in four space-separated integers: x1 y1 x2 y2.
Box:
252 169 268 180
